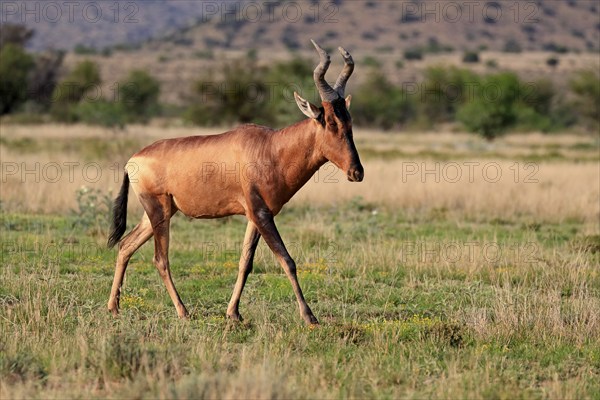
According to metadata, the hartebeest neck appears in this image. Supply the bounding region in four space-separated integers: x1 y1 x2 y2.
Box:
271 118 327 195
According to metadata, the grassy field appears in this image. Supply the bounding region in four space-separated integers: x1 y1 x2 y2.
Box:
1 124 599 399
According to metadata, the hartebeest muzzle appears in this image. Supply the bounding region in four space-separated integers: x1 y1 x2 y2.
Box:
348 164 364 182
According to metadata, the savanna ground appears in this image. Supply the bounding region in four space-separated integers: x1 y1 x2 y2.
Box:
1 123 599 399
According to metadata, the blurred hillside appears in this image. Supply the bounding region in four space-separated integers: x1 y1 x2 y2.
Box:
4 0 599 53
39 1 596 104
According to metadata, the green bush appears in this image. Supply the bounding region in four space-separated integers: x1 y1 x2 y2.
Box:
186 58 315 127
186 60 272 126
513 78 558 132
352 70 416 130
418 67 479 124
520 79 555 116
53 60 101 103
118 69 161 123
264 57 315 126
514 106 552 132
457 72 520 140
0 44 35 114
51 60 101 122
570 70 600 131
73 100 126 129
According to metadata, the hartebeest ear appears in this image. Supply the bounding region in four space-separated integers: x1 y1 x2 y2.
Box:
345 95 352 110
294 92 322 119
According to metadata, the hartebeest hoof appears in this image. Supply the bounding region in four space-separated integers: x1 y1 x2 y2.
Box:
177 308 190 320
107 299 119 316
303 313 319 326
226 312 243 322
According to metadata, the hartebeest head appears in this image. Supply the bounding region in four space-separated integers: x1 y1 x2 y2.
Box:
294 40 364 182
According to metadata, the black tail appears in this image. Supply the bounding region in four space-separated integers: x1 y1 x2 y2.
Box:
107 172 130 248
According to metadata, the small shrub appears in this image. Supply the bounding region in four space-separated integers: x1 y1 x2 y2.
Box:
72 186 112 235
486 59 498 68
503 38 522 53
571 29 585 39
425 37 453 53
74 44 97 55
74 100 126 129
101 333 145 379
28 50 65 108
51 60 101 122
419 66 479 124
0 23 33 49
404 47 423 60
193 50 214 59
0 351 47 384
282 26 300 50
362 31 378 41
546 57 560 68
118 69 161 124
570 70 600 131
352 69 416 130
363 56 381 68
571 234 600 254
462 51 480 63
186 59 273 126
0 43 35 114
543 42 569 53
246 48 258 61
514 106 552 132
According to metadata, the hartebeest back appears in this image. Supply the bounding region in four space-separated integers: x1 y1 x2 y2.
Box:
107 40 363 325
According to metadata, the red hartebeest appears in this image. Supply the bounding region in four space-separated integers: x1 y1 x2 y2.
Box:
107 40 363 325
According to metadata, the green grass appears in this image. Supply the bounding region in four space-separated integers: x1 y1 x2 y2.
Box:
1 202 598 398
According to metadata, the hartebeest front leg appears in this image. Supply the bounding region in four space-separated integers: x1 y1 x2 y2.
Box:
226 221 261 321
249 208 319 325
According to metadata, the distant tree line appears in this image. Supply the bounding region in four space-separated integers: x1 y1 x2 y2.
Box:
186 57 599 139
0 24 160 128
1 24 598 139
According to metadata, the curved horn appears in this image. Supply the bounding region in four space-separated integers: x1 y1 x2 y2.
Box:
310 39 339 102
333 46 354 97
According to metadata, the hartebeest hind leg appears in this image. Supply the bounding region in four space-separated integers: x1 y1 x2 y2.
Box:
227 221 261 321
141 194 189 318
108 213 153 315
250 208 319 325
